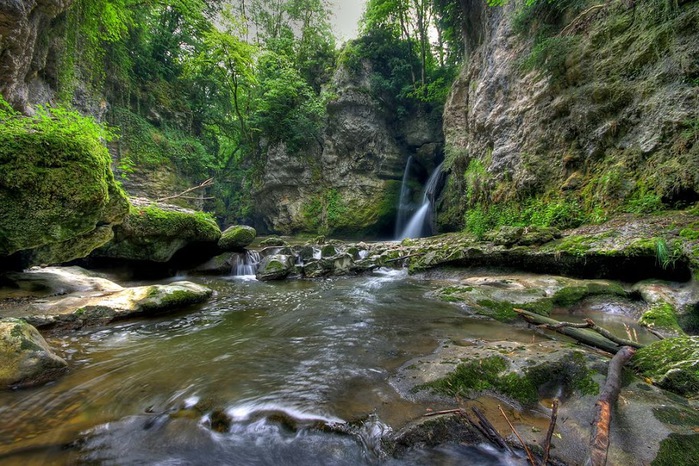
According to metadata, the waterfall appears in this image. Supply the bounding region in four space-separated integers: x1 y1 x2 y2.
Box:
394 156 413 238
398 162 444 240
231 250 261 277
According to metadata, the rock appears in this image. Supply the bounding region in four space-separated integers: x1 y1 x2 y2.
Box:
259 237 287 247
638 302 685 338
218 225 256 251
0 318 67 389
633 280 699 334
632 336 699 397
0 104 130 269
5 281 213 331
320 244 337 258
92 205 221 263
436 272 626 321
256 255 294 281
303 254 355 278
3 266 124 296
187 253 235 275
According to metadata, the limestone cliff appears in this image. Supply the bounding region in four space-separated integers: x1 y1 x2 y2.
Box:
439 0 699 231
253 61 444 237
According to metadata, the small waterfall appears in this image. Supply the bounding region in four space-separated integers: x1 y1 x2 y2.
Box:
394 156 413 238
398 162 444 240
231 250 261 277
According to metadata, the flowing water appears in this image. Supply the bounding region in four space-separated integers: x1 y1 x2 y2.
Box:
398 163 444 240
0 269 533 465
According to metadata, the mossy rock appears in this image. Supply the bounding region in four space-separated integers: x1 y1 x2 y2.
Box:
0 111 130 267
632 336 699 398
0 318 67 389
260 237 288 247
639 302 685 338
218 225 256 251
256 254 294 281
93 206 221 263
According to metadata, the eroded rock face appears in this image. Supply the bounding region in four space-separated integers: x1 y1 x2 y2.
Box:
253 61 443 237
0 0 74 112
0 317 67 388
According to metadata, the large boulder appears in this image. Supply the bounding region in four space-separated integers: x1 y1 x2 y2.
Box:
0 103 130 269
218 225 256 251
0 318 67 389
93 205 221 263
256 255 294 281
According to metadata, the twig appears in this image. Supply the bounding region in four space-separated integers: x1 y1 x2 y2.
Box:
499 405 538 466
422 408 466 417
156 178 214 202
543 399 560 465
588 346 636 466
471 407 513 453
583 319 643 349
645 327 666 340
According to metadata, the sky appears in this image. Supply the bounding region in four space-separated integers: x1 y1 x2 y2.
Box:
329 0 367 41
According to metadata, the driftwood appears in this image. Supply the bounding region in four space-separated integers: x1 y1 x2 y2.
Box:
543 399 559 465
514 309 625 354
588 346 636 466
468 407 513 453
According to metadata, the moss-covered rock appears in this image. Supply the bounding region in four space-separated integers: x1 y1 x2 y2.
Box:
639 302 685 338
0 104 130 268
632 336 699 397
218 225 256 251
256 254 294 281
0 318 67 389
93 205 221 263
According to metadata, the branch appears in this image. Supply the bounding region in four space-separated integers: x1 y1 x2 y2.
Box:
588 346 636 466
499 405 538 466
156 178 214 202
543 398 559 465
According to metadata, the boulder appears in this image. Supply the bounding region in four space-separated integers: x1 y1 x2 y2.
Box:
256 255 294 281
0 318 67 389
218 225 256 251
23 281 213 331
93 205 221 263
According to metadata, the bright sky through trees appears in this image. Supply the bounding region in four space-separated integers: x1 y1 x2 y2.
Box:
330 0 366 40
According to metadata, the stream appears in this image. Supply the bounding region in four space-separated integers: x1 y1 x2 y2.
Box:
0 268 651 465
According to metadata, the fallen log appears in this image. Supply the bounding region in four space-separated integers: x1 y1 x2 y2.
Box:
587 346 636 466
513 309 623 354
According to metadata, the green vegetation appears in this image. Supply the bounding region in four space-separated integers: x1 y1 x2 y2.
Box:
639 302 684 335
633 336 699 397
0 96 129 261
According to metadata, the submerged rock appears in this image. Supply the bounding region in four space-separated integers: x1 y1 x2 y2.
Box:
218 225 256 251
0 318 67 389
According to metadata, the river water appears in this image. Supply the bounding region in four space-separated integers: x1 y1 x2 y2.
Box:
1 268 643 465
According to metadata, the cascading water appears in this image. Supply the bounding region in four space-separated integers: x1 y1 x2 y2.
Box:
394 156 413 238
398 162 444 240
231 250 261 277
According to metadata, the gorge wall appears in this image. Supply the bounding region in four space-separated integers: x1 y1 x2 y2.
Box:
253 61 444 238
438 0 699 231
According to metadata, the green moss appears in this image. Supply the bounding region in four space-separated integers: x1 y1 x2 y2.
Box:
219 225 256 251
639 302 684 334
679 223 699 241
553 282 626 307
653 406 699 427
652 434 699 466
0 100 129 262
632 337 699 397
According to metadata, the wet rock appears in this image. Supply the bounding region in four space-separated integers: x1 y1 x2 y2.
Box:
256 255 294 281
260 237 288 247
2 266 124 297
218 225 256 251
436 272 626 321
303 254 355 278
633 336 699 397
0 317 67 389
633 280 699 335
13 281 212 331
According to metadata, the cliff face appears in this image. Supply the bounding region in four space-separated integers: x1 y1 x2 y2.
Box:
0 0 72 113
253 61 443 237
439 0 699 231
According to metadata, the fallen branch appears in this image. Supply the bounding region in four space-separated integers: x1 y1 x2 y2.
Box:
588 346 636 466
543 399 559 465
499 405 538 466
156 178 214 202
422 408 466 417
583 319 642 349
469 407 513 453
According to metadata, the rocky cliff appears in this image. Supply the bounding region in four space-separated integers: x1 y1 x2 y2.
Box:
439 0 699 231
253 61 444 238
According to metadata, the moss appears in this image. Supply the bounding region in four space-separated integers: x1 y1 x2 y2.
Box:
652 434 699 466
639 302 684 334
0 102 129 264
95 206 221 262
552 282 626 307
632 336 699 397
218 225 256 251
652 406 699 427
